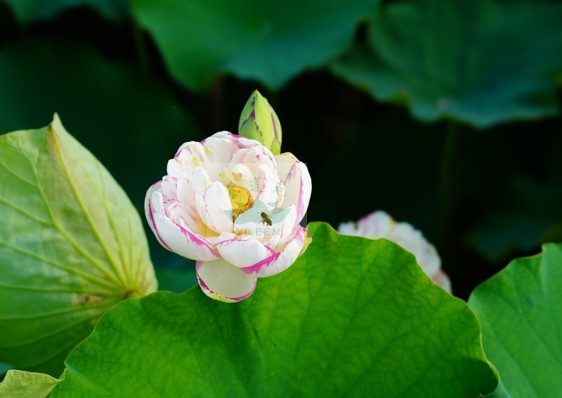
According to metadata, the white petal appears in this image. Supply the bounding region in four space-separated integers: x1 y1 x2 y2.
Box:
276 153 311 222
231 147 277 178
173 177 203 230
160 176 178 198
195 181 234 234
166 158 185 178
201 133 237 163
216 239 271 268
255 164 281 208
196 259 258 302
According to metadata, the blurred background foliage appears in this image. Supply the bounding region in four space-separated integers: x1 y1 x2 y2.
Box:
0 0 561 298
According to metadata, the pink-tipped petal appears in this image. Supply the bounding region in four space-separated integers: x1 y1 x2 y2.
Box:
240 226 309 277
145 183 172 251
196 259 258 302
276 154 311 222
152 211 219 261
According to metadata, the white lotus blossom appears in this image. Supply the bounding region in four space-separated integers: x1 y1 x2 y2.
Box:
339 211 451 293
145 132 311 302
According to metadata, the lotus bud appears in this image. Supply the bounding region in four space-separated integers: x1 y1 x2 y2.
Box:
238 90 282 154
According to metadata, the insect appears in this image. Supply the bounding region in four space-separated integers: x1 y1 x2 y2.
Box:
230 199 291 226
260 212 273 226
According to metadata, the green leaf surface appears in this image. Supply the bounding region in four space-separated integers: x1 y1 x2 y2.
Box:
52 223 496 397
331 0 562 127
469 242 562 398
131 0 377 91
0 116 157 376
0 370 60 398
2 0 128 22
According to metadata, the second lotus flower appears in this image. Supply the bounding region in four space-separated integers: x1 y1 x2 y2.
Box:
339 211 452 293
145 132 311 302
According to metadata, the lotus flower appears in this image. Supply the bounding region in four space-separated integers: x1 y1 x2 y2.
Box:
145 132 311 302
339 211 451 293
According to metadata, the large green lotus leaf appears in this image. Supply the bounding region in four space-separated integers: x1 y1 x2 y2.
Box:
2 0 128 22
0 370 59 397
469 242 562 397
331 0 562 128
51 223 496 397
131 0 377 91
0 116 157 377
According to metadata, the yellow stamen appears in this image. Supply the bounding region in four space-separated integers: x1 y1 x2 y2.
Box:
226 183 253 221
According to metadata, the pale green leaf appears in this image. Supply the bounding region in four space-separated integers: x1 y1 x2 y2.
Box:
0 116 157 376
0 370 60 398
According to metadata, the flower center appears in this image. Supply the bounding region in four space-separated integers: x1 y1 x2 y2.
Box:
226 183 253 221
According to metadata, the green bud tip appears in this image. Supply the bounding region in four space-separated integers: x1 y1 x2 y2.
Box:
238 90 282 155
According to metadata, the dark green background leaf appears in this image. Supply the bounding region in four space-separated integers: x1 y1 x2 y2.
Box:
466 177 562 263
331 0 562 127
469 242 562 397
0 39 197 209
52 223 496 397
132 0 377 91
1 0 128 22
0 117 156 376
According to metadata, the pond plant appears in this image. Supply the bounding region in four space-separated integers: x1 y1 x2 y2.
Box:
1 1 562 397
